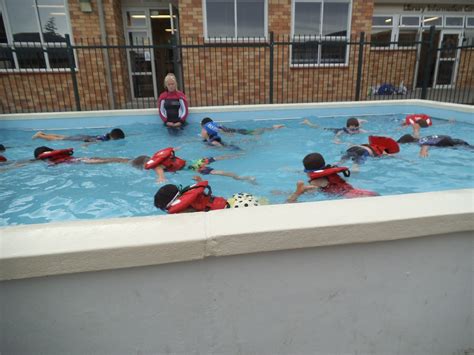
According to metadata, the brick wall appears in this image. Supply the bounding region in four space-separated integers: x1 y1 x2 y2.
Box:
178 0 375 106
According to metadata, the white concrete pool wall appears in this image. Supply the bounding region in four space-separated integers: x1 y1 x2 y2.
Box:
1 100 473 354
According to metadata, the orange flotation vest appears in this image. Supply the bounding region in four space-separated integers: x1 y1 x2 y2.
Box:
367 136 400 156
167 181 228 214
37 148 74 164
145 147 186 172
405 114 432 127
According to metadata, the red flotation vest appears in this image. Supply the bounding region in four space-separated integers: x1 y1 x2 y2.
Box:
307 166 378 198
405 114 432 127
37 148 74 164
145 147 186 172
0 155 6 162
368 136 400 155
167 181 228 214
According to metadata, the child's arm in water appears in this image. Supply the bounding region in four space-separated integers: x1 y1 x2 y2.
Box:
80 157 130 164
209 170 256 184
286 181 318 203
419 145 430 158
300 119 319 128
153 165 166 183
333 130 345 144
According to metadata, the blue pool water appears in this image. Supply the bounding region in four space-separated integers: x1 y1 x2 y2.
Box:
1 108 473 226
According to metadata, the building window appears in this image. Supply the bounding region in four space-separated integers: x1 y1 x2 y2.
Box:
444 16 463 28
467 17 474 28
0 0 73 70
398 15 420 47
204 0 266 39
371 15 394 47
465 18 474 46
292 0 351 66
422 15 442 27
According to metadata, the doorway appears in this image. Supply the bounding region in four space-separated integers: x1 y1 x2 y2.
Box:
415 29 463 89
123 5 181 100
433 30 462 88
415 29 440 88
150 6 181 93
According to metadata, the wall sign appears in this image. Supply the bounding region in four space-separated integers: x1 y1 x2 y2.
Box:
403 4 474 12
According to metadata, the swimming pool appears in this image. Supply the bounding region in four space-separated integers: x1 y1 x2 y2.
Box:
1 101 473 226
1 101 473 355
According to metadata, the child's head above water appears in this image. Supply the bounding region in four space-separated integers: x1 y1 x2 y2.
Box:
303 153 326 171
154 184 180 210
397 134 418 144
201 117 213 126
34 146 53 159
130 155 150 170
346 117 359 128
107 128 125 140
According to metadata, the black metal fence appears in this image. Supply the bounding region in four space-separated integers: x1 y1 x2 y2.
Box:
1 27 473 114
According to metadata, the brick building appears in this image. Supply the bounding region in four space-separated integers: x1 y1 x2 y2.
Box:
0 0 473 113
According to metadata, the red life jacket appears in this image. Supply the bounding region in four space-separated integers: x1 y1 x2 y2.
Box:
37 148 74 164
320 173 355 196
367 136 400 156
0 155 6 162
307 166 378 198
145 147 186 172
405 114 432 126
167 181 228 214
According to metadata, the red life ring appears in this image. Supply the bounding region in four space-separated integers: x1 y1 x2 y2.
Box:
144 147 175 170
37 148 74 163
167 181 209 214
405 114 432 127
368 136 400 154
307 166 350 181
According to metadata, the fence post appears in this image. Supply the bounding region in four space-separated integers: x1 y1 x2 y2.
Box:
65 34 81 111
421 26 436 100
269 31 274 104
355 32 365 101
171 33 184 93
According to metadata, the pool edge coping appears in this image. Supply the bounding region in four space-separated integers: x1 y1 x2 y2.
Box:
0 99 472 120
1 188 473 281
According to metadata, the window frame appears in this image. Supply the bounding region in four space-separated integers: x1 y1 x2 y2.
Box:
467 17 474 28
202 0 268 42
422 15 443 28
444 16 464 28
370 14 396 49
0 0 76 72
290 0 352 68
396 15 421 50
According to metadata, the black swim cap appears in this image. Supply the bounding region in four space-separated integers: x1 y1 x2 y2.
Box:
418 120 429 128
303 153 326 171
346 117 359 127
201 117 213 126
0 144 5 152
154 184 180 210
109 128 125 139
397 134 417 144
34 146 53 159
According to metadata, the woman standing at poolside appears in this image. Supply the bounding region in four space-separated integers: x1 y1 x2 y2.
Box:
158 73 189 130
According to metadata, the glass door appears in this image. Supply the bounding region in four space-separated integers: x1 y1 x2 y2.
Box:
149 4 181 92
124 9 157 99
433 30 462 88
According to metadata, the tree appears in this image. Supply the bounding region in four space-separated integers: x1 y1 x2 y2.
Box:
44 17 58 35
